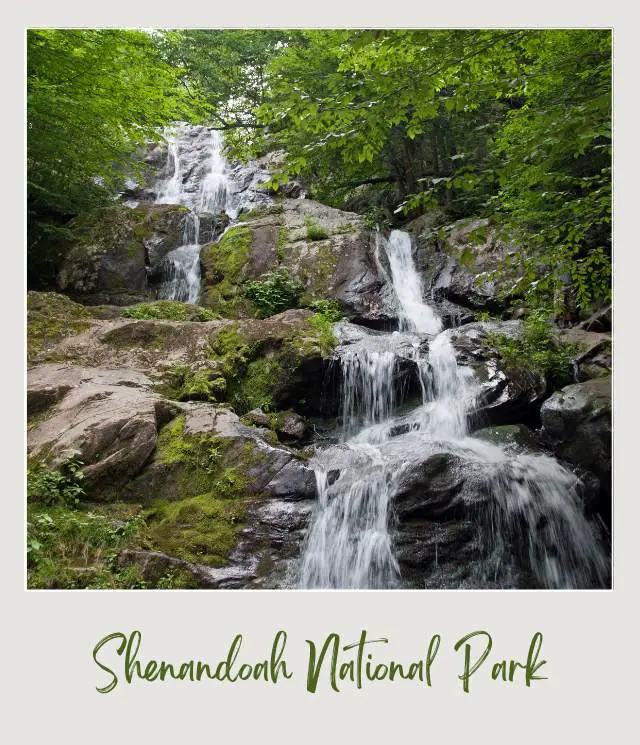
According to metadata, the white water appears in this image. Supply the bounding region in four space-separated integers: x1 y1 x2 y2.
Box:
155 125 231 303
299 229 609 589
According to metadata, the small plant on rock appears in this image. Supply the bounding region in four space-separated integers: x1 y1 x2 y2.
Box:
484 309 579 386
27 455 86 508
242 269 303 318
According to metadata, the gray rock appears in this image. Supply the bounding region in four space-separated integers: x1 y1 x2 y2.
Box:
58 203 188 305
541 376 612 487
275 410 312 443
407 214 523 313
265 460 317 500
27 365 178 499
443 322 547 425
473 424 539 452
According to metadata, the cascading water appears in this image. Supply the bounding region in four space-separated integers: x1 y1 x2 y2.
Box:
154 125 231 303
299 229 609 589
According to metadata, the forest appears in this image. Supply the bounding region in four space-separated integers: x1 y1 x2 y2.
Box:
28 29 611 309
26 29 612 590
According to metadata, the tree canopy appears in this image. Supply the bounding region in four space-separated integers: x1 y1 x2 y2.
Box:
27 28 611 311
27 29 198 279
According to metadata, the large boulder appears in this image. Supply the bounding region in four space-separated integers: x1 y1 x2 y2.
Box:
27 365 180 500
391 437 609 589
541 376 612 490
443 322 547 426
57 202 189 305
200 199 396 327
407 214 523 314
28 304 336 416
27 360 318 585
558 327 612 382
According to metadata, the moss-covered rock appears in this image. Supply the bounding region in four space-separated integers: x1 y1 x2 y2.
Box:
27 291 94 364
408 214 523 315
120 405 310 568
145 493 246 567
57 202 188 306
205 310 333 415
200 225 254 317
121 300 217 322
200 198 396 326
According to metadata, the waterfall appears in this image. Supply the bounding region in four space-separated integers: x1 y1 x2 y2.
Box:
299 229 609 589
154 125 231 303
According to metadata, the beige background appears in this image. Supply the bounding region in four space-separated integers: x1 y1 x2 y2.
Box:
4 2 636 741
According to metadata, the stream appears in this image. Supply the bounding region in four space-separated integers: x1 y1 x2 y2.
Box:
299 231 609 589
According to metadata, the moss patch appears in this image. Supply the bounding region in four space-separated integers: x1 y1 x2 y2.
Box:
159 363 227 403
200 226 253 317
122 300 217 322
206 318 329 414
145 492 245 567
143 415 250 566
27 291 93 363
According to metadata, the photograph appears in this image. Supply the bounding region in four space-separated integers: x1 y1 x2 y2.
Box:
26 27 612 590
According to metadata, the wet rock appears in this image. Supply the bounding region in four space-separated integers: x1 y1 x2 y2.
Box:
473 424 539 452
264 460 317 500
540 376 612 489
394 452 486 521
275 410 312 443
394 519 484 588
197 211 230 244
442 321 547 425
407 214 523 313
58 203 188 305
476 366 547 426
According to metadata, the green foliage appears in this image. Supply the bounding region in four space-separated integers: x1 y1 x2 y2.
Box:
242 269 303 318
484 310 579 385
27 29 200 275
491 30 611 310
162 362 227 403
307 301 342 354
122 301 216 322
156 30 291 155
308 299 344 322
304 217 329 241
145 493 246 567
240 29 610 312
27 502 147 589
27 456 86 508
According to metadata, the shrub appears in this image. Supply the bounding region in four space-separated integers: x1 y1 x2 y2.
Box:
484 309 579 386
307 301 343 354
308 299 343 322
27 455 85 508
242 269 303 318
